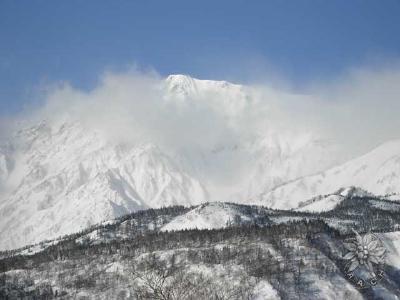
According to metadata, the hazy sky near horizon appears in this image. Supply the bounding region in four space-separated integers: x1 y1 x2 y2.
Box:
1 0 400 114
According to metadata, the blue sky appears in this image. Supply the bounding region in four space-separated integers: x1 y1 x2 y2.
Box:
1 0 400 114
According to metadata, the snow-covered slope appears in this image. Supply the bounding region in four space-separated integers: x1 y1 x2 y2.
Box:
295 186 373 213
238 135 343 201
161 202 253 231
296 194 344 213
0 121 208 250
255 140 400 209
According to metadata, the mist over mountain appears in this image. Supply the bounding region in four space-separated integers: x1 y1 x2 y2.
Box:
1 69 400 250
3 2 400 298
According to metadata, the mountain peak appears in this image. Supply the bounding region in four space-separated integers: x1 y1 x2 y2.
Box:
166 74 195 82
165 74 244 98
165 74 198 96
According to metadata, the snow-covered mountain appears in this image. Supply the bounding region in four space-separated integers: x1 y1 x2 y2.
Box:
254 140 400 209
1 74 392 250
0 74 280 250
0 120 208 250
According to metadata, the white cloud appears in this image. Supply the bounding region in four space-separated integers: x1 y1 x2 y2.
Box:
1 63 399 202
6 63 400 161
308 64 400 154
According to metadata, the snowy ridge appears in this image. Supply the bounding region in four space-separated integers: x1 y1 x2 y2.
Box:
255 140 400 209
0 121 208 250
238 135 343 202
165 74 251 111
161 202 252 231
295 194 344 213
295 186 373 213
